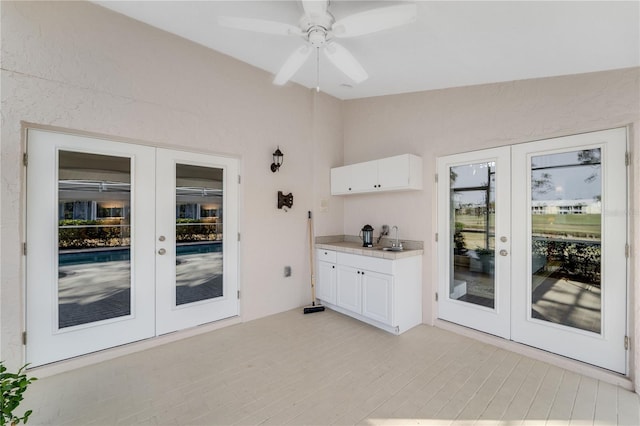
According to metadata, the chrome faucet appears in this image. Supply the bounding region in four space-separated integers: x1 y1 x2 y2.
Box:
392 225 401 248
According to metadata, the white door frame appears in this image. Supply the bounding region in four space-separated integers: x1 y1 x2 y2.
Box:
437 128 628 374
26 129 240 366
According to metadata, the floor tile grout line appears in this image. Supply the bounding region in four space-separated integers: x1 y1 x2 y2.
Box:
520 361 552 423
353 337 480 424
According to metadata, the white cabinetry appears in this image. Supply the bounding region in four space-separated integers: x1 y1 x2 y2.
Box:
316 249 422 334
336 265 362 313
362 271 393 324
317 262 337 305
316 249 337 305
330 154 422 195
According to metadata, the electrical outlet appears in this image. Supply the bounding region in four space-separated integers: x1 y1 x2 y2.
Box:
284 266 291 277
320 198 329 213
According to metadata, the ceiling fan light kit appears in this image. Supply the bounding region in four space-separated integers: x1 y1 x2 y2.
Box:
219 1 417 89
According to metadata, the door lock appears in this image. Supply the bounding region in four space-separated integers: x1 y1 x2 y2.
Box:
158 248 166 255
499 249 508 256
158 235 166 242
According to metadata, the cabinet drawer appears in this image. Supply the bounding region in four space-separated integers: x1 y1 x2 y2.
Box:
316 249 337 263
337 252 393 275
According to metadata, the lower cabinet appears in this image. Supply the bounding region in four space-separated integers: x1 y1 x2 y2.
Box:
336 265 363 313
315 249 422 334
362 271 393 325
316 260 337 304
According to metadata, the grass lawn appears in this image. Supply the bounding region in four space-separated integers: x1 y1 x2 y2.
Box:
454 213 600 249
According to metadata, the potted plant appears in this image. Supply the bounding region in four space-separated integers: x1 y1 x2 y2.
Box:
1 362 37 425
475 247 495 274
453 223 470 268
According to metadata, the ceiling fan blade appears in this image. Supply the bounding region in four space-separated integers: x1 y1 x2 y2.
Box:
323 42 368 84
273 45 312 85
218 16 302 37
332 4 417 38
301 0 328 18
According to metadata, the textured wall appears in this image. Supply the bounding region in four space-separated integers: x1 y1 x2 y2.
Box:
342 67 640 382
0 1 343 368
3 0 640 388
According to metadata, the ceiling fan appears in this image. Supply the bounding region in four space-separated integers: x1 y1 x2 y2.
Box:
219 1 417 87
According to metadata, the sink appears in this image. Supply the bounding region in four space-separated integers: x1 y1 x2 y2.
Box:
381 247 404 252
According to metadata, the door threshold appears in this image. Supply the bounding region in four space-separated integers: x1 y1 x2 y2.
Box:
434 319 633 391
28 316 242 379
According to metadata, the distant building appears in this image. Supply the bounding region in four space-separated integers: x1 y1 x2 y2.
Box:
531 199 601 215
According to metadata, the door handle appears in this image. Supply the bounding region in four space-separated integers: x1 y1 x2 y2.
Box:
499 249 508 256
158 248 166 255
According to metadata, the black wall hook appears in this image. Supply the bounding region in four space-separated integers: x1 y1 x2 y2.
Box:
278 191 293 210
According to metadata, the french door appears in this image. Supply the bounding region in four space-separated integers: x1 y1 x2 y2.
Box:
437 128 628 373
26 129 239 367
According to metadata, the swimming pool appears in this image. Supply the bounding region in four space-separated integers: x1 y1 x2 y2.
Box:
59 242 222 266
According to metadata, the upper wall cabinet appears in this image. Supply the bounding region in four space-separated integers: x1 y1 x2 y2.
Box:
330 154 423 195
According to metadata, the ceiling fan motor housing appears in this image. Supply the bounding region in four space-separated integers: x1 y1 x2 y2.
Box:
299 13 333 47
308 27 328 47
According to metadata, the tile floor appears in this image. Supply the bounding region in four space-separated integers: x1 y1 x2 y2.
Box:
24 308 640 425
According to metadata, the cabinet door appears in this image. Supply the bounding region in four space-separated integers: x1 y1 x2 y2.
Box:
362 271 393 325
377 155 410 190
317 261 337 304
336 265 362 313
349 160 378 193
330 166 352 195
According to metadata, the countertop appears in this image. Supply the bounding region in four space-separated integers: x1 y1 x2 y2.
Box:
315 237 423 260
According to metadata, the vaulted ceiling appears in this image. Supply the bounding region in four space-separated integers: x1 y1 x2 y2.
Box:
94 1 640 100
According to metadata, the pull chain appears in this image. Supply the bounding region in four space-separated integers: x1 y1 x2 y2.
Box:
316 47 320 93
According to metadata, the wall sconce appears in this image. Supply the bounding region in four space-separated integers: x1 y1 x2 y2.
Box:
270 147 284 173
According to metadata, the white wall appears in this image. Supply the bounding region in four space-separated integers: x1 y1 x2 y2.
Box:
3 0 640 388
0 1 343 369
341 67 640 382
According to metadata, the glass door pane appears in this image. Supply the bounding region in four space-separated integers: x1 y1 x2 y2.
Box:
449 162 496 309
175 164 224 306
58 151 132 328
530 149 602 334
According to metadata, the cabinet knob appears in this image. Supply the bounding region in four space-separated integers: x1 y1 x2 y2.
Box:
362 271 365 275
332 265 335 269
348 187 352 191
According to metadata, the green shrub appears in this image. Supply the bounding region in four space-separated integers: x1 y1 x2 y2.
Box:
1 362 36 425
